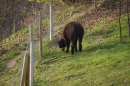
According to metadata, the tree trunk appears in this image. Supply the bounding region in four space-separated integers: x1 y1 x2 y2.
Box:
94 0 97 10
119 0 122 41
126 0 130 37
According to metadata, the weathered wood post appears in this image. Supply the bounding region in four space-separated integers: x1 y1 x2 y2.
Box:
29 24 34 86
20 53 29 86
25 56 30 86
13 23 16 33
39 10 43 58
50 0 53 40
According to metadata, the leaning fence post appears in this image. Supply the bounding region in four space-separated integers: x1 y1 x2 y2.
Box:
25 55 30 86
20 52 29 86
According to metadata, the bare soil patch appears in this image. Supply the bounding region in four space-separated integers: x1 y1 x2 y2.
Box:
5 51 25 71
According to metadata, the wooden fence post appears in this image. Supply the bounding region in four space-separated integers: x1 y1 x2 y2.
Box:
39 10 43 58
13 23 16 33
25 56 30 86
20 53 29 86
29 24 34 86
50 0 53 40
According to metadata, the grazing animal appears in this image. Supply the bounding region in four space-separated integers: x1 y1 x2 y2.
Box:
58 22 84 55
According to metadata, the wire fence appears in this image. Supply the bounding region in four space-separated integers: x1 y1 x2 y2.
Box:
10 2 49 86
0 0 130 85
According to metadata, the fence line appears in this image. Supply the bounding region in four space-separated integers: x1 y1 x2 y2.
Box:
20 52 29 86
2 0 129 85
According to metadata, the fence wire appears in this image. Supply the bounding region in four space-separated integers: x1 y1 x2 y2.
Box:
1 0 130 85
10 2 49 86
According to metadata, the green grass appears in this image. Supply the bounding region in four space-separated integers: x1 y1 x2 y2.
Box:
0 51 20 72
34 39 130 86
33 16 130 86
53 4 87 25
0 4 130 86
0 51 20 61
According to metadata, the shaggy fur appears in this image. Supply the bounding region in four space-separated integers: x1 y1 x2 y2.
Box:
58 22 84 55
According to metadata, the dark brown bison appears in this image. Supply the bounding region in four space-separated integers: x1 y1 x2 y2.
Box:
58 22 84 55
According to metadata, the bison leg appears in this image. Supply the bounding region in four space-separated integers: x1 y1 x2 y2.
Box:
79 43 82 52
71 44 74 55
74 39 77 52
71 40 75 55
66 39 70 53
61 48 65 51
79 37 83 52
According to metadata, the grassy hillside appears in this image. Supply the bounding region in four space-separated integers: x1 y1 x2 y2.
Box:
0 2 130 86
33 16 130 86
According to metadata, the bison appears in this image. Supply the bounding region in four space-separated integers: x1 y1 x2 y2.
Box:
58 22 84 55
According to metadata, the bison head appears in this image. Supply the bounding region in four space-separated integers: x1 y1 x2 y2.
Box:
57 38 66 51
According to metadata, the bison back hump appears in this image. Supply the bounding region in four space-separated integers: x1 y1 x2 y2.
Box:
63 22 84 39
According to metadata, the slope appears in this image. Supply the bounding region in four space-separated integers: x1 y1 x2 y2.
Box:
0 1 130 86
33 16 130 86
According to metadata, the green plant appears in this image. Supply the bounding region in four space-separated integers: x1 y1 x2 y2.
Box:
1 51 20 61
20 42 28 50
0 60 4 72
33 15 130 86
